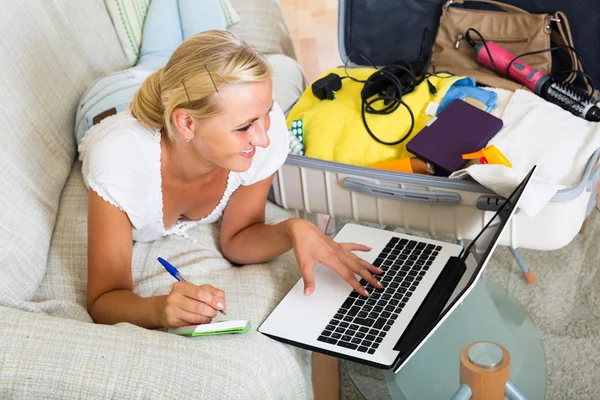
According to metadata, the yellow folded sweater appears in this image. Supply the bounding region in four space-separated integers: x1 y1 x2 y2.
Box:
286 68 464 166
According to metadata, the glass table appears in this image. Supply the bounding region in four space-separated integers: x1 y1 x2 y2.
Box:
342 278 547 400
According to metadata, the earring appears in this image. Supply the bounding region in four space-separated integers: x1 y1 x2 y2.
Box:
186 138 191 143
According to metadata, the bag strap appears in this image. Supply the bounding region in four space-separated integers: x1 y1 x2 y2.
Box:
449 0 528 14
550 11 590 91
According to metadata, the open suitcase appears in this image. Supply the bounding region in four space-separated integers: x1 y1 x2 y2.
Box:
270 0 600 276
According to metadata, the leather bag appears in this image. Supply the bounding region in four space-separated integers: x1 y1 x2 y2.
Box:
430 0 581 90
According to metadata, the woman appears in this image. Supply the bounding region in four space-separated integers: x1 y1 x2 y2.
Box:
78 5 382 330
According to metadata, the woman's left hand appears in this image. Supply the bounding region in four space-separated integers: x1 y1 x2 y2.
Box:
287 218 384 297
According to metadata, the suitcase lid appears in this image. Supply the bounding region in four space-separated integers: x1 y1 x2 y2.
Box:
338 0 445 67
338 0 600 86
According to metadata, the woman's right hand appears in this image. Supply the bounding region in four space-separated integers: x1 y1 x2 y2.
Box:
159 282 227 328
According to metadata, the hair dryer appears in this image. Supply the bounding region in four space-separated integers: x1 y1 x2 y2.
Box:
473 41 600 122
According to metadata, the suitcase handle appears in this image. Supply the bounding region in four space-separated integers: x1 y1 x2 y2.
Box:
343 177 461 205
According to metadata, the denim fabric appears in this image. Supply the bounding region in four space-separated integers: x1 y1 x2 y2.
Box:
135 0 182 65
75 70 153 145
179 0 227 39
438 77 499 114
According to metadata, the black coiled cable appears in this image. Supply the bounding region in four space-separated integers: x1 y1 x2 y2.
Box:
343 29 442 146
360 63 418 145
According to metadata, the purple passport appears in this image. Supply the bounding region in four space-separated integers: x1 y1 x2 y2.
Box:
407 99 503 175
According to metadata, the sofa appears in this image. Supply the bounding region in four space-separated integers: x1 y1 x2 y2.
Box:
0 0 311 398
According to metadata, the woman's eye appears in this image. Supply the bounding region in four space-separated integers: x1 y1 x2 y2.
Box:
237 123 252 132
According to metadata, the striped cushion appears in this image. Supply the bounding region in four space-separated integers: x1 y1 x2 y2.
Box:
104 0 151 65
220 0 241 25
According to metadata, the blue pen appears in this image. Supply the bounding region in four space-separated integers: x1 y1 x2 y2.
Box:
157 257 227 316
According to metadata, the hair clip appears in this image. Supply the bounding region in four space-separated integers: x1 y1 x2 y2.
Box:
181 79 194 108
205 65 219 93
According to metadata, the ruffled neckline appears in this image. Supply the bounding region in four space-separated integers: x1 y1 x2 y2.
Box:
155 133 241 240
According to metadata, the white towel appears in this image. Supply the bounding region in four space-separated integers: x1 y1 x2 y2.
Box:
450 89 600 217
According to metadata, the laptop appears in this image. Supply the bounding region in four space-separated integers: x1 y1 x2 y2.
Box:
259 166 536 372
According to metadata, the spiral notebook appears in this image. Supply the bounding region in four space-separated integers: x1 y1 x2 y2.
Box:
407 99 503 175
168 320 251 337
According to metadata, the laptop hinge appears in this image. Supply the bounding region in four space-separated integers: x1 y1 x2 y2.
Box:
392 256 467 355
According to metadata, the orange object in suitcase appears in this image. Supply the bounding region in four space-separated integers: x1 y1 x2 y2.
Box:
371 157 434 174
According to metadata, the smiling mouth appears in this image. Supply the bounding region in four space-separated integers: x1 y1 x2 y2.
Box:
240 148 256 158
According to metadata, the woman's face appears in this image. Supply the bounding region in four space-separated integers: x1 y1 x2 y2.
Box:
191 79 274 173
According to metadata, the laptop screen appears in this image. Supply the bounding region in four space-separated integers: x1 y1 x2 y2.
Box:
393 166 536 371
461 165 536 270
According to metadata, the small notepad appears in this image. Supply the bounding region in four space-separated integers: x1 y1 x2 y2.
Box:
168 320 252 337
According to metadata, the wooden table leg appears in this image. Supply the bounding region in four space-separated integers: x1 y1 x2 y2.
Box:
459 341 510 400
312 352 341 400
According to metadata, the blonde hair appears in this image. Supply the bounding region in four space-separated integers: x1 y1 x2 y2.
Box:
130 30 271 141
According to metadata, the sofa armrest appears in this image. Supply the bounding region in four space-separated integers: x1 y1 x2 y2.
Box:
228 0 297 59
0 306 311 398
267 53 307 113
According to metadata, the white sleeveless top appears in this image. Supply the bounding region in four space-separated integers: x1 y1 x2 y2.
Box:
79 102 289 242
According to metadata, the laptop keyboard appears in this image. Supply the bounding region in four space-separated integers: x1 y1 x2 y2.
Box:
317 237 442 354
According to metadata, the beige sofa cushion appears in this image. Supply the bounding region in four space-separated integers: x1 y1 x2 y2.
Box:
266 53 307 112
228 0 297 59
0 0 128 306
0 303 312 398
